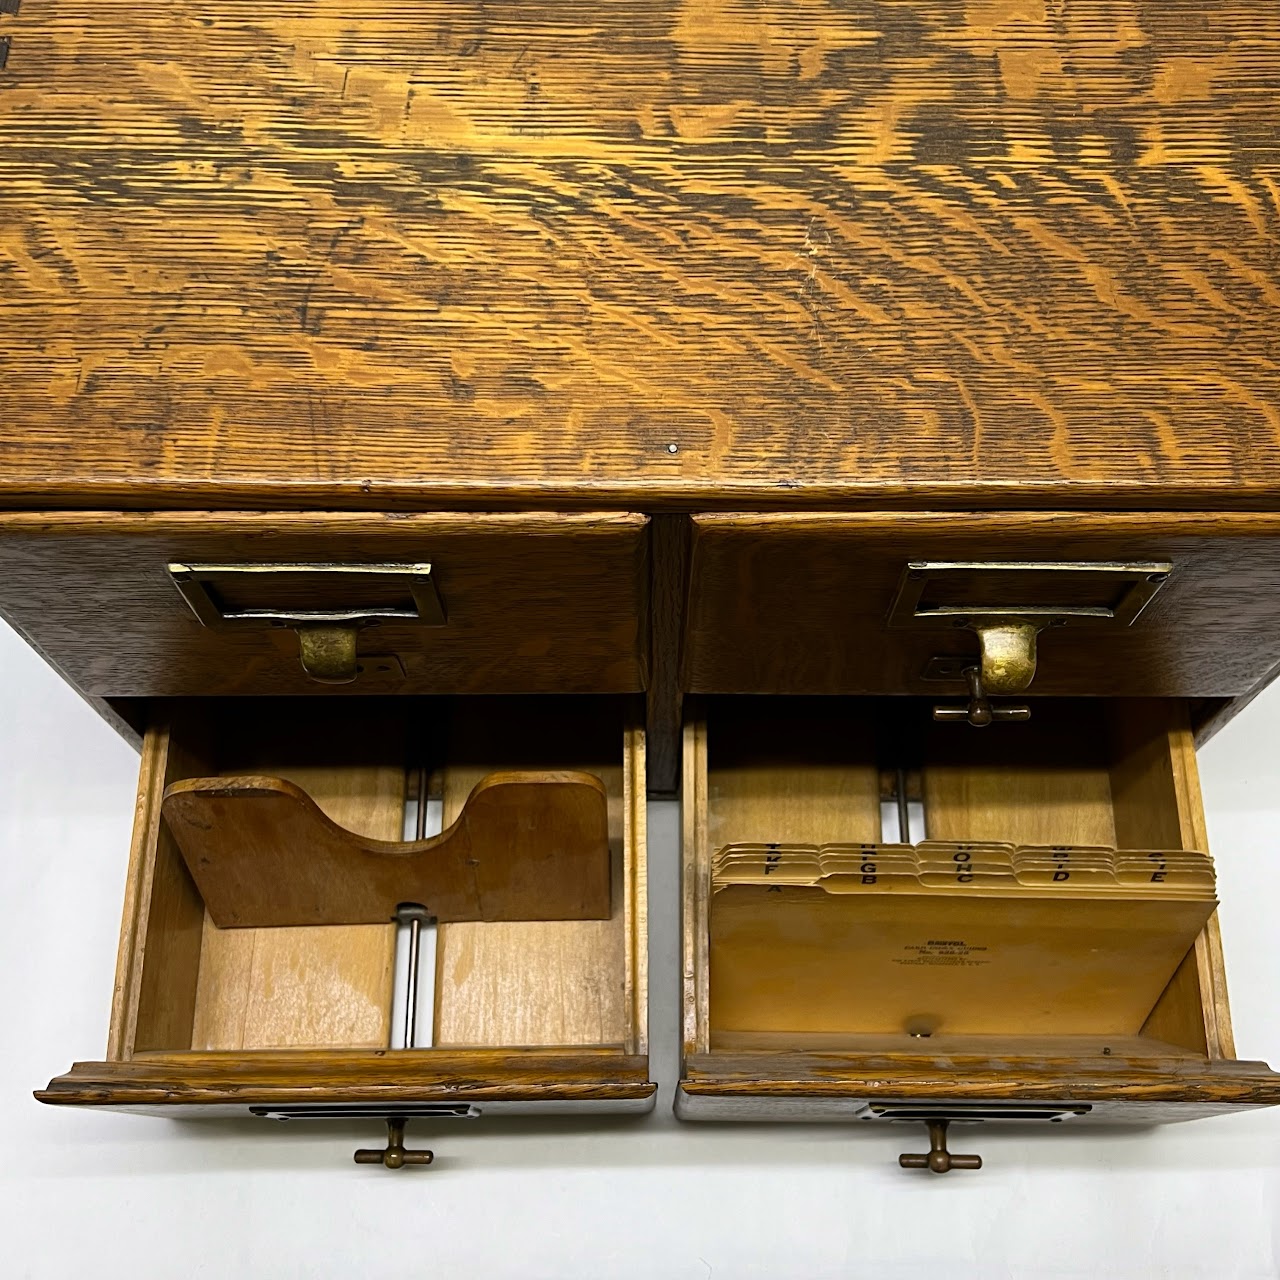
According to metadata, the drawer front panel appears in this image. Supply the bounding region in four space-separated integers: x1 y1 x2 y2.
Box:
684 512 1280 697
0 511 648 696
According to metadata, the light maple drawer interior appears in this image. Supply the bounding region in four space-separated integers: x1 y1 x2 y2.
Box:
40 696 651 1112
680 695 1280 1123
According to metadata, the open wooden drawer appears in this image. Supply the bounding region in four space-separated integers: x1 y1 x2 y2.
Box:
678 696 1280 1170
38 695 653 1157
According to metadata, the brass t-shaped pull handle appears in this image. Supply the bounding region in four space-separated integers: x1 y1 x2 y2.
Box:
353 1117 435 1169
933 666 1031 728
898 1119 983 1174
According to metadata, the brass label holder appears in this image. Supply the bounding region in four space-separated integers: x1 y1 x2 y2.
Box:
888 561 1171 724
167 562 446 684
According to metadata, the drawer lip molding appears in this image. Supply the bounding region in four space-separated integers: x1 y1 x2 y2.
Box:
37 1051 658 1110
678 1054 1280 1106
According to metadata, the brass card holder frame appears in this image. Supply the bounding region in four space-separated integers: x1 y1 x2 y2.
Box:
167 562 446 684
888 560 1172 722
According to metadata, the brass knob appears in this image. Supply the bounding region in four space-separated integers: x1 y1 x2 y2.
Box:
295 623 360 684
353 1117 435 1169
933 666 1031 728
898 1119 982 1174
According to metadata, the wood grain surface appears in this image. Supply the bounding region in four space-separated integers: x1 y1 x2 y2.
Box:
432 698 641 1050
645 513 691 795
108 715 211 1058
0 511 648 696
163 770 612 926
2 2 1279 510
684 512 1280 696
188 704 407 1051
37 1049 656 1108
681 1050 1280 1109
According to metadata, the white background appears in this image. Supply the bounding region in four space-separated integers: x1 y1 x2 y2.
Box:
1 617 1277 1279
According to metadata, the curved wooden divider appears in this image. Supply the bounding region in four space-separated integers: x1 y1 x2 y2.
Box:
162 771 611 928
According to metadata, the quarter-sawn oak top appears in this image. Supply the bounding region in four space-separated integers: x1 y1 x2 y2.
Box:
1 0 1277 510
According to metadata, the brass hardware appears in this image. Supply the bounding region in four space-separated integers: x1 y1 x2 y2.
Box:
889 560 1172 629
889 560 1171 694
932 666 1031 728
972 619 1041 694
167 562 445 684
898 1119 982 1174
296 623 360 684
353 1117 435 1170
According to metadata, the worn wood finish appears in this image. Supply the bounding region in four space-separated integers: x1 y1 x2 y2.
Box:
37 1050 656 1108
432 699 640 1050
164 770 612 927
0 595 151 746
685 512 1280 697
0 511 648 697
681 1052 1280 1109
44 694 656 1106
2 2 1280 512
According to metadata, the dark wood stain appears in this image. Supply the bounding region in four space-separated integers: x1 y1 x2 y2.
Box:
646 512 691 793
0 511 650 696
684 512 1280 698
